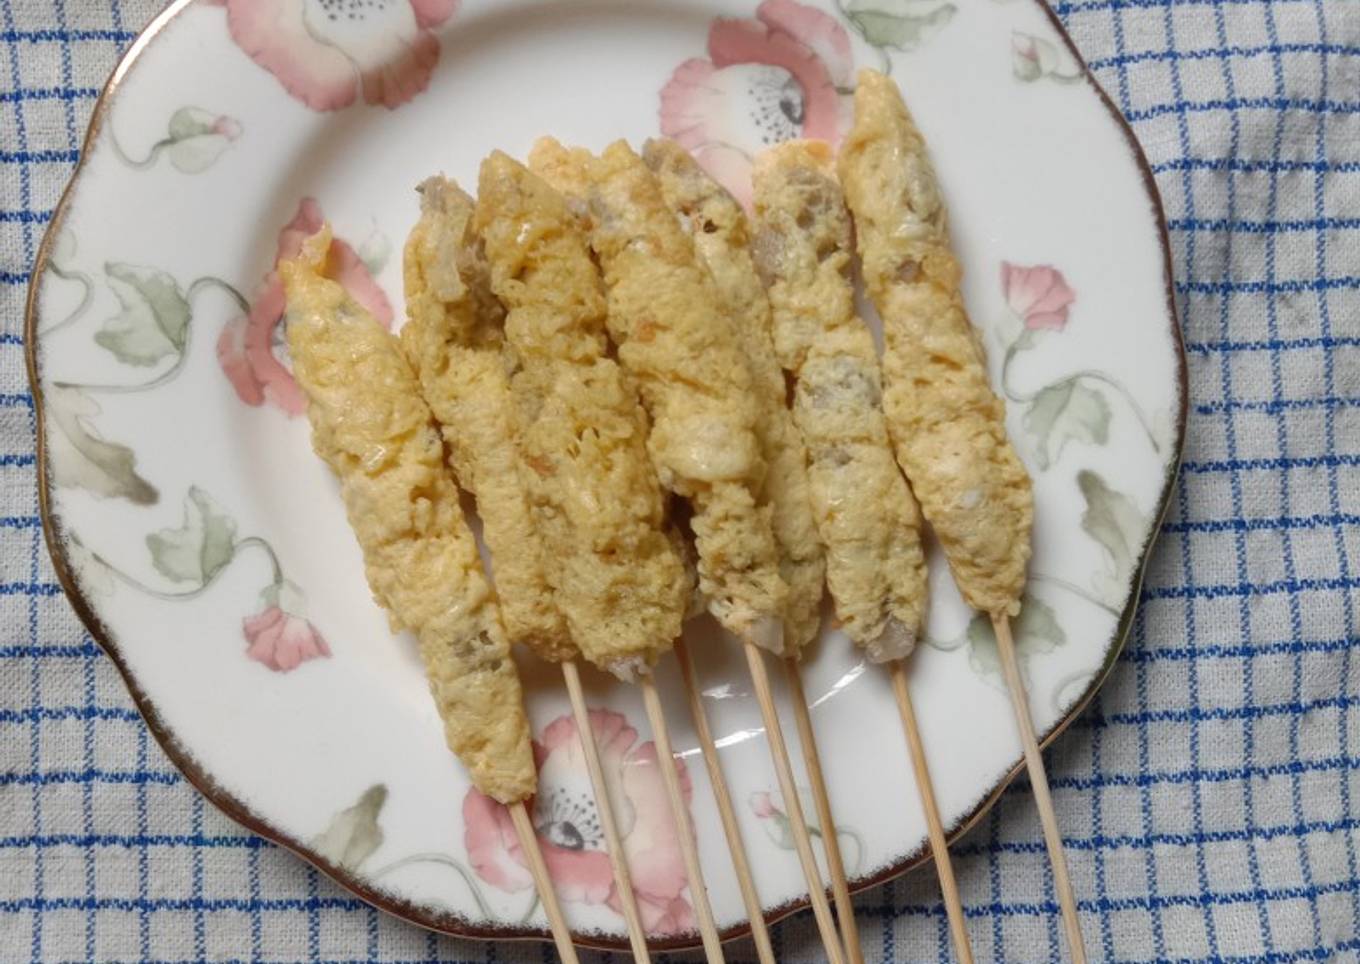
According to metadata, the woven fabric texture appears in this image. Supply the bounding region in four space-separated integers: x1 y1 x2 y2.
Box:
2 0 1359 961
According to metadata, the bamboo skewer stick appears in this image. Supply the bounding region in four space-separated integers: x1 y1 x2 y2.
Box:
743 643 847 964
782 658 863 964
639 674 726 963
889 660 973 964
992 615 1086 963
675 638 777 964
509 801 581 964
559 660 652 962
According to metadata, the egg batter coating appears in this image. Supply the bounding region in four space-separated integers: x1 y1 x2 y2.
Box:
284 228 536 804
839 70 1032 617
752 141 927 662
401 177 575 663
530 137 788 653
474 152 688 680
643 138 825 656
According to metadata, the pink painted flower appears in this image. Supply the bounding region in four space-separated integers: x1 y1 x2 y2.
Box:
211 116 243 140
659 0 853 207
1001 262 1076 332
217 198 393 415
210 0 458 111
749 790 780 819
243 605 331 672
463 710 695 936
1011 33 1043 82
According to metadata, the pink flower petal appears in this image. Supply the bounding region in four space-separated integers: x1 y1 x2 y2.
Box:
692 143 756 212
410 0 459 29
277 198 326 265
242 606 329 672
619 740 692 904
217 314 265 406
758 0 854 89
587 708 638 761
538 712 581 756
243 605 285 638
359 30 441 110
750 790 779 819
222 0 360 111
539 840 617 905
463 790 534 892
707 15 840 142
241 280 308 416
636 893 696 936
328 238 395 327
1001 262 1076 331
659 58 725 151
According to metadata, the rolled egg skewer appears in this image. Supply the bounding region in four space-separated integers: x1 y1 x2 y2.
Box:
530 137 845 964
472 152 724 963
644 137 862 964
473 153 689 680
642 138 825 656
401 177 575 662
529 137 789 655
839 68 1085 963
282 228 578 962
402 178 654 960
751 139 969 962
751 141 928 664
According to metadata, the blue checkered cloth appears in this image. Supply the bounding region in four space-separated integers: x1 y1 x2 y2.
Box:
3 1 1358 961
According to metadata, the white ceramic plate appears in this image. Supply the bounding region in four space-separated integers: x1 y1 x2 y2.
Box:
29 0 1184 950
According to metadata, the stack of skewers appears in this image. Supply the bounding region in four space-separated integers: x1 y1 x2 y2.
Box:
280 69 1089 963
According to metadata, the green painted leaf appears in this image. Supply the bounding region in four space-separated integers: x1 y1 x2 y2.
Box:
310 785 387 871
65 534 115 599
964 593 1065 684
44 386 158 505
96 263 191 367
50 228 77 268
844 0 956 50
167 136 233 174
358 230 392 276
167 107 217 141
146 487 238 585
1078 470 1147 604
1023 378 1111 469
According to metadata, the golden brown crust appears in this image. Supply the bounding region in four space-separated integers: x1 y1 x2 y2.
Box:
474 152 688 678
530 137 788 651
644 138 825 656
839 70 1032 617
401 177 575 662
285 227 535 804
753 140 927 659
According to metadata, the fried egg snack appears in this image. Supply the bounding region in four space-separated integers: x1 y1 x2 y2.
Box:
643 138 825 657
752 140 928 662
530 137 789 653
402 177 575 662
839 70 1032 617
284 227 535 803
473 152 688 680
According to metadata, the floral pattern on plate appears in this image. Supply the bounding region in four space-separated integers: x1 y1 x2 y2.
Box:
464 710 696 936
997 262 1166 469
109 106 242 173
209 0 460 111
75 486 331 673
217 197 394 415
660 0 855 207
